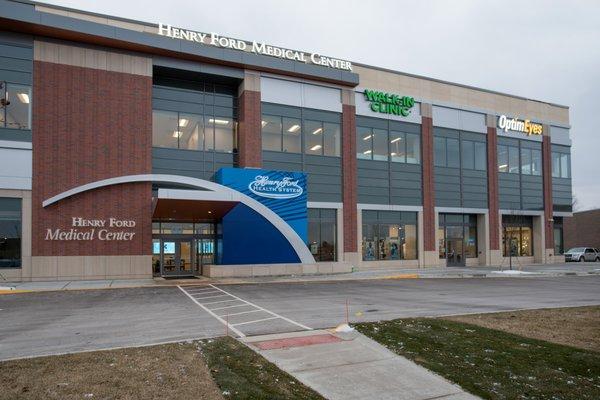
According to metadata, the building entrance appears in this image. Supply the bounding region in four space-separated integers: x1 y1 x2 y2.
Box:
152 222 218 277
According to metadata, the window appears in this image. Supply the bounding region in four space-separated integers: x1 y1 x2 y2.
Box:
282 117 302 153
474 142 487 171
153 111 235 152
508 146 519 173
362 211 418 261
406 133 420 164
498 144 520 174
357 126 372 159
434 137 460 168
372 128 388 161
434 137 446 167
0 83 31 130
551 151 571 178
390 131 405 162
304 120 340 156
460 140 486 171
502 215 534 257
262 115 282 151
261 109 340 156
308 209 337 261
0 198 21 268
521 148 542 176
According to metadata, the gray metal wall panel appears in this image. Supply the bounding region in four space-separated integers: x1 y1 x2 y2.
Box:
152 148 234 181
263 151 341 202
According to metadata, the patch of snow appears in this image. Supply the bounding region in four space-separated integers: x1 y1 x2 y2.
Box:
0 286 15 291
491 270 539 275
334 323 355 333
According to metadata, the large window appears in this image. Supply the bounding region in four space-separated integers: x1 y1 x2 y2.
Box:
502 215 533 257
0 198 21 268
357 123 420 163
520 148 542 176
434 137 460 168
362 211 418 261
438 214 478 259
153 111 235 152
308 209 337 261
261 107 340 157
0 83 31 130
552 152 570 178
498 142 542 175
152 80 237 152
460 140 487 171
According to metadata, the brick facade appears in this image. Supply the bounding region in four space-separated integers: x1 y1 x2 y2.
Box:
237 89 262 168
542 135 554 249
342 104 357 253
31 61 152 256
487 126 500 250
564 209 600 250
421 115 435 252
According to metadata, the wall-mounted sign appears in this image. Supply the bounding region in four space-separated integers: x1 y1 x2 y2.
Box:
364 89 415 117
158 23 352 72
45 217 136 241
498 115 543 136
248 175 304 199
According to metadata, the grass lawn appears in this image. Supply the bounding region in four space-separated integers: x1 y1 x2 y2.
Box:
356 314 600 399
199 337 324 400
0 337 323 400
447 305 600 352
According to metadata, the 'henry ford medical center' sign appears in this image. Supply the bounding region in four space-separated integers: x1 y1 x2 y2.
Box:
45 217 136 241
157 23 353 72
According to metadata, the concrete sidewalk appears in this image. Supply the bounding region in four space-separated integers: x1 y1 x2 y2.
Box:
2 262 599 293
243 329 479 400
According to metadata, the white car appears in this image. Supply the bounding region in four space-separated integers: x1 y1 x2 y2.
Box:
564 247 600 262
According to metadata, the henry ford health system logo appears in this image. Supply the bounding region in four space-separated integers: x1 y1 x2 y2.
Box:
248 175 303 199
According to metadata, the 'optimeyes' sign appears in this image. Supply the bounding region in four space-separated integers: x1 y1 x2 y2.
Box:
364 89 415 117
497 115 543 136
157 23 352 72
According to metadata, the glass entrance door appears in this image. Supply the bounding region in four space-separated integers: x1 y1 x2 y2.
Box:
445 226 465 267
161 239 194 276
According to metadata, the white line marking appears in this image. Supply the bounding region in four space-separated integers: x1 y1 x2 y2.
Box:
202 299 240 305
177 286 245 337
210 304 251 311
188 290 220 295
230 316 279 327
208 284 312 331
190 294 228 300
219 309 263 317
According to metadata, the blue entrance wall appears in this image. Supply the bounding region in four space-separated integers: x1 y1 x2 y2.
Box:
216 168 308 265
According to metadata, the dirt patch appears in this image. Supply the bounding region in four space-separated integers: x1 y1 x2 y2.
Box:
0 342 224 400
445 305 600 352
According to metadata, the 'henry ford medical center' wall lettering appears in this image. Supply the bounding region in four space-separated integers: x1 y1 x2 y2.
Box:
45 217 137 241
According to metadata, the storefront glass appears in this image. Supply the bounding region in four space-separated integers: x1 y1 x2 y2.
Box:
438 214 478 264
0 198 21 268
502 215 534 257
308 209 337 261
362 211 417 261
553 217 564 255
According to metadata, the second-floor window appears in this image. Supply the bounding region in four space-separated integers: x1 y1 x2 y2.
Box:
0 82 31 130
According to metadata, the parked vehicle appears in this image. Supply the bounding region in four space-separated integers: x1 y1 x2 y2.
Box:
564 247 600 262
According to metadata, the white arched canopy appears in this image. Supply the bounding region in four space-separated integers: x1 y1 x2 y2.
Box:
43 174 315 264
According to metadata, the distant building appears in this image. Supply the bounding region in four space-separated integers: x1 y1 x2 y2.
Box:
563 209 600 251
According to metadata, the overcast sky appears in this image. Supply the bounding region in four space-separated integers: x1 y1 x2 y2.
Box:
40 0 600 211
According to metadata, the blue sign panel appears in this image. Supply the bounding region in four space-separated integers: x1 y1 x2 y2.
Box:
215 168 308 265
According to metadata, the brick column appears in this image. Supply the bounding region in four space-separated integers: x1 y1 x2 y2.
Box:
542 128 554 262
341 89 358 264
420 103 438 266
237 71 262 168
486 115 502 265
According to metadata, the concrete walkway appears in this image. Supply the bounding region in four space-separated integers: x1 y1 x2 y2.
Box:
2 262 599 293
243 329 479 400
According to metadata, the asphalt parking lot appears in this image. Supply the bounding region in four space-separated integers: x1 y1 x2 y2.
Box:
1 276 599 360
